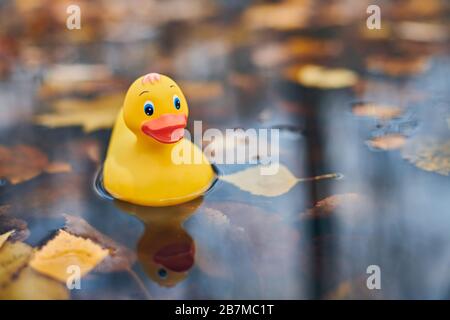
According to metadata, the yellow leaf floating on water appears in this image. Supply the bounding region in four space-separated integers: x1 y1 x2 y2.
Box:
220 164 339 197
0 230 14 249
0 267 68 300
401 136 450 176
0 241 33 288
294 65 358 89
30 230 109 283
34 93 124 132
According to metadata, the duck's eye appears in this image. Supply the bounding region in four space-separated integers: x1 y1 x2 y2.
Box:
158 268 168 279
144 101 154 116
173 95 181 110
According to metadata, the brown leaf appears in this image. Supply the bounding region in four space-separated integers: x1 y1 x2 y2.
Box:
286 64 358 89
367 134 407 151
0 145 48 184
303 193 364 220
0 144 69 185
64 214 136 273
0 241 33 288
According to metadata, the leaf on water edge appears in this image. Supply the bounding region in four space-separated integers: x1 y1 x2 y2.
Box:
34 93 124 132
352 102 403 120
401 135 450 176
30 230 109 282
0 241 33 288
0 267 69 300
220 164 298 197
366 134 407 151
288 64 358 89
63 214 136 273
0 230 14 249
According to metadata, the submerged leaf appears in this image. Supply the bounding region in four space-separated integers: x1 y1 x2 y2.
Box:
64 214 136 273
0 267 68 300
34 93 124 132
0 241 33 288
302 193 364 220
30 230 109 282
366 54 429 77
401 136 450 176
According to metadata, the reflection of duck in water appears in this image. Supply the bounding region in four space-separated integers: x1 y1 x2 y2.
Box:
114 199 201 287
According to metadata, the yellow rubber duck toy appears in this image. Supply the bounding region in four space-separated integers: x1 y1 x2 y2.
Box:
103 73 215 206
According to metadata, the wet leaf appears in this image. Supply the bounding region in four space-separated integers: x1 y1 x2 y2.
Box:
64 214 136 273
367 134 407 151
34 93 124 132
352 102 403 120
366 54 429 77
0 144 71 184
302 193 364 220
401 136 450 176
0 267 69 300
289 65 358 89
221 164 339 197
30 230 109 282
0 241 33 288
0 230 14 249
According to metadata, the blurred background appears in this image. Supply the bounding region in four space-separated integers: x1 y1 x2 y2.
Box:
0 0 449 299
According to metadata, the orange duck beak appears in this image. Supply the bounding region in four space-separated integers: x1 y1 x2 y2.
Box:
141 114 187 144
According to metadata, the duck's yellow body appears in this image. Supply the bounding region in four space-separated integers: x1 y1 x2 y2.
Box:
103 73 215 206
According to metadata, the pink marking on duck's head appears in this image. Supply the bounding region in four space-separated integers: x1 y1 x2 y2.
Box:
142 73 161 84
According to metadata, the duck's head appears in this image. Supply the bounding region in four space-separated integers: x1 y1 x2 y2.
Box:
123 73 188 144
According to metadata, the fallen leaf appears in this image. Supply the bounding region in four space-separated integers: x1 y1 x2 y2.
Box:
30 230 109 282
366 54 429 77
34 93 124 132
0 267 68 300
0 241 33 288
220 164 340 197
288 65 358 89
64 214 136 273
0 144 71 184
352 102 403 120
401 136 450 176
367 134 407 151
0 230 14 249
302 193 364 220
